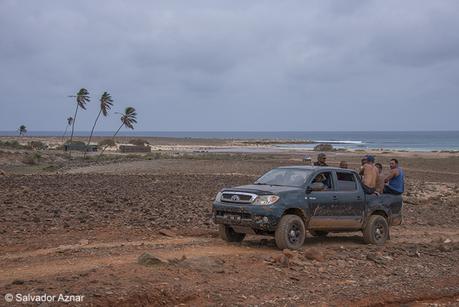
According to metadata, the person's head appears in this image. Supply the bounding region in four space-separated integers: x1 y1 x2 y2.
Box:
375 163 382 173
365 155 375 164
389 158 399 169
317 153 326 163
339 161 348 169
314 173 326 183
361 158 367 166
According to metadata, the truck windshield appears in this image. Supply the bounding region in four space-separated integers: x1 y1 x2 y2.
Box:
255 168 313 187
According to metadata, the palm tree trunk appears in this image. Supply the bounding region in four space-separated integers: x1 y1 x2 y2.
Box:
84 109 102 159
62 125 69 142
69 104 79 157
99 123 123 157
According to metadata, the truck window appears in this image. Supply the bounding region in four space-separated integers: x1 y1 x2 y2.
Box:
312 172 333 191
336 172 357 191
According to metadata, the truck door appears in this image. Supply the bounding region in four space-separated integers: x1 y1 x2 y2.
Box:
306 171 337 229
331 171 365 229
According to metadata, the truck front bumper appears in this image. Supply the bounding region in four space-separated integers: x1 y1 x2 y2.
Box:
212 202 281 232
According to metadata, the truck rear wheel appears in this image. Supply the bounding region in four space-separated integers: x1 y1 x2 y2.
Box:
363 215 389 245
275 214 306 250
219 225 246 242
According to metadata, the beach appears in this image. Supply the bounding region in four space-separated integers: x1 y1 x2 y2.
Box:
0 136 458 305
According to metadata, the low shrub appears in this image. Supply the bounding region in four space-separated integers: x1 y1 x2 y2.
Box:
29 141 48 150
313 144 334 151
65 140 86 146
22 152 42 165
0 140 29 149
98 139 116 147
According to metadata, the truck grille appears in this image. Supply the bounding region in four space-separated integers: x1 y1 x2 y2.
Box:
221 192 256 204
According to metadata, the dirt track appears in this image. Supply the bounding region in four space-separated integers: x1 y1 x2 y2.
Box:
1 154 459 306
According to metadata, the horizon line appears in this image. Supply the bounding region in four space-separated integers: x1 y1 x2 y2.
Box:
1 129 459 133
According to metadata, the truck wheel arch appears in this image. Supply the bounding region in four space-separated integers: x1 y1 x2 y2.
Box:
364 210 389 228
282 208 309 225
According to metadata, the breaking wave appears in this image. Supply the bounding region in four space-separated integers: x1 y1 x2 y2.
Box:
312 140 365 145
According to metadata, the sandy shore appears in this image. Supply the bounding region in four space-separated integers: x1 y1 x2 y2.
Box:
2 135 459 156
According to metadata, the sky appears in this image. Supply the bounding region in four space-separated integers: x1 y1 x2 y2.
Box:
1 0 458 132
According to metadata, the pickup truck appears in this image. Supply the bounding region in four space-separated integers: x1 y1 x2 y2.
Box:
212 166 403 250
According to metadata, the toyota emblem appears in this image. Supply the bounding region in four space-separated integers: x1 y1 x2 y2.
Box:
231 195 240 201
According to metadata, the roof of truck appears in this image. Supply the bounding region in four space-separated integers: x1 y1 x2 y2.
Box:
277 165 357 172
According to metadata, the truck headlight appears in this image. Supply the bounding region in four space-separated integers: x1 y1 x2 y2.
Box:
215 191 222 202
253 195 279 206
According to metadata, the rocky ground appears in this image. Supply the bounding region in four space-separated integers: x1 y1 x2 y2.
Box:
0 150 458 306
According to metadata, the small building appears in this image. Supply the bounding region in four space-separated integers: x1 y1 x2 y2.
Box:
64 144 98 152
119 144 151 153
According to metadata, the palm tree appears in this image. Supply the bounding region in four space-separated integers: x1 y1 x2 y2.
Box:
99 107 137 157
68 88 89 156
18 125 27 136
84 92 113 158
69 88 90 144
61 117 73 142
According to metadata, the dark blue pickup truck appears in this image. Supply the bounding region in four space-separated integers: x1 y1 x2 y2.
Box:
213 166 403 250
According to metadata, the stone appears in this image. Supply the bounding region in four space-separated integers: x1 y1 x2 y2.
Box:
273 254 290 267
79 239 89 246
303 249 326 262
180 256 225 273
137 252 168 266
158 229 176 237
283 249 295 259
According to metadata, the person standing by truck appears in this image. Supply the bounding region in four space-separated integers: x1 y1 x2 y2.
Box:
384 158 405 195
314 153 328 166
339 161 348 169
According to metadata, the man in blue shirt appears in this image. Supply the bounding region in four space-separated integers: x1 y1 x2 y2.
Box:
384 158 404 195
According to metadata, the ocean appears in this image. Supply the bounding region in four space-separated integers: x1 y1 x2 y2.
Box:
1 131 458 152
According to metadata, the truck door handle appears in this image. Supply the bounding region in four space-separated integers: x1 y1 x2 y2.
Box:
357 196 361 200
333 196 337 200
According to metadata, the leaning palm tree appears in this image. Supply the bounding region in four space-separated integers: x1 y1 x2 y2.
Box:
99 107 137 157
84 92 113 158
61 117 73 142
18 125 27 136
68 88 89 156
69 88 90 144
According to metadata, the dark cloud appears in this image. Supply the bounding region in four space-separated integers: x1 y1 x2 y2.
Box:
0 0 458 131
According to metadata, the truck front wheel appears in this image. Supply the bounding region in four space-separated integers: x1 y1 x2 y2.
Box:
275 214 306 250
219 225 246 242
363 215 389 245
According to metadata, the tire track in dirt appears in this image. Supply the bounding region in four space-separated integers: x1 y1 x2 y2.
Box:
0 237 267 284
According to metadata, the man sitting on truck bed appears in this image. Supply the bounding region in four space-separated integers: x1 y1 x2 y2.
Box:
359 155 379 194
384 158 405 195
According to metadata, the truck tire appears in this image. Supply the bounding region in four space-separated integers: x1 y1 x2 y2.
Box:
275 214 306 250
219 225 246 242
309 230 329 237
363 215 389 245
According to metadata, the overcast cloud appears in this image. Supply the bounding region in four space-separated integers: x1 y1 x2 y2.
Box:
1 0 458 131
